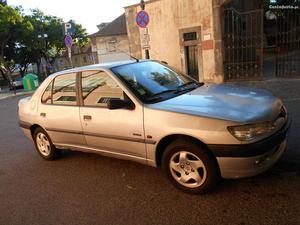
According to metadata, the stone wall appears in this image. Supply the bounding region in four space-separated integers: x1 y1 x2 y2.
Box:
125 0 226 83
92 34 131 63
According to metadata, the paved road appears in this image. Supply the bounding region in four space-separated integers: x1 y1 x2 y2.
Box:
0 84 299 225
0 87 29 100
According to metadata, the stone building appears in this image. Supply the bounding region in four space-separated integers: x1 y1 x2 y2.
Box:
124 0 300 83
125 0 226 83
89 14 131 63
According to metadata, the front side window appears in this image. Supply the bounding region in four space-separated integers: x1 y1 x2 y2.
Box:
111 61 201 103
81 70 124 107
52 73 77 105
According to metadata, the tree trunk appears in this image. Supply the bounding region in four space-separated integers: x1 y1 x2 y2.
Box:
36 60 41 76
20 65 28 77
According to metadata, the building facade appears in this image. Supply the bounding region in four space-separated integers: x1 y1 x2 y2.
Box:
89 14 131 63
125 0 226 83
125 0 300 83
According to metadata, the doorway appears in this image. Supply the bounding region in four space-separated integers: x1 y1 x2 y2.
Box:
179 27 202 82
185 45 199 80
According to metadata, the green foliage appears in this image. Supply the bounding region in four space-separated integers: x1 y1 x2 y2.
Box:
0 4 27 79
69 19 88 47
0 5 88 78
0 4 22 41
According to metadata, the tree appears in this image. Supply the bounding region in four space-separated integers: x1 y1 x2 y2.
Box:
28 10 88 77
0 5 88 81
0 4 24 80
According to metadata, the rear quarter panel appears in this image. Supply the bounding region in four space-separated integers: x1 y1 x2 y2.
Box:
18 76 53 138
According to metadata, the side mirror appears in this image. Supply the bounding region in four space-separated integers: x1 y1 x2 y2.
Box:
107 98 135 110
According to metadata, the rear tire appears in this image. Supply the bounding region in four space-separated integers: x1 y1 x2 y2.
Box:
162 139 219 194
33 127 61 160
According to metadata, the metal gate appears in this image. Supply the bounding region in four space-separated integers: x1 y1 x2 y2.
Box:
276 9 300 77
223 8 264 81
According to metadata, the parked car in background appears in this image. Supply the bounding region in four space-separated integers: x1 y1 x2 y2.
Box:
18 60 291 193
9 77 23 90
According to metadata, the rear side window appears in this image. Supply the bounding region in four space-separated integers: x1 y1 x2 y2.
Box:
52 73 77 105
41 81 53 104
81 70 124 107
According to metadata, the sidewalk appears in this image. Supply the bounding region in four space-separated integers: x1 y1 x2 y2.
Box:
229 77 300 102
0 88 33 100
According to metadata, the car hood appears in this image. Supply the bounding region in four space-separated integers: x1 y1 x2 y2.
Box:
149 84 283 123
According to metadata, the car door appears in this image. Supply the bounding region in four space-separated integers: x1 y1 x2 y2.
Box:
39 72 86 147
79 70 146 160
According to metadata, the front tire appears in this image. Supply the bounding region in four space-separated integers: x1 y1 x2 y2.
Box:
162 139 219 194
33 127 61 160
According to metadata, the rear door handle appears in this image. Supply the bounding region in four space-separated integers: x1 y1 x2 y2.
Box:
83 115 92 121
40 113 46 118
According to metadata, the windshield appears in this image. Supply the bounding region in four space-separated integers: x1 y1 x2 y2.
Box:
111 61 201 103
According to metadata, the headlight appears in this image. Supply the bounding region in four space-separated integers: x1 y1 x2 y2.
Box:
227 122 276 141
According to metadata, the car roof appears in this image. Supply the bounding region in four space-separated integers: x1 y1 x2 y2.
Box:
49 60 149 79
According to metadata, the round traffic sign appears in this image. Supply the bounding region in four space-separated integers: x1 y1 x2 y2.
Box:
136 10 149 28
65 35 73 48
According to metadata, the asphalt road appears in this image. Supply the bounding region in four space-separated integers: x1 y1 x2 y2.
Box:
0 92 299 225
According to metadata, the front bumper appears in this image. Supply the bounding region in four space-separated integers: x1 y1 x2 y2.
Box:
209 117 291 179
216 139 286 178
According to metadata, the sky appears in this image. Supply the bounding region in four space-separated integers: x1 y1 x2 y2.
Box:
8 0 139 34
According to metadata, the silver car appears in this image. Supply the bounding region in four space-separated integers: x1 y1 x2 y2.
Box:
18 60 291 193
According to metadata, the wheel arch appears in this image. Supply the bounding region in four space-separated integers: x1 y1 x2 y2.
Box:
155 134 215 167
30 124 45 138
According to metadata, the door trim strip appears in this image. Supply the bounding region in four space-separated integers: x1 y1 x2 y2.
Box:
46 127 156 144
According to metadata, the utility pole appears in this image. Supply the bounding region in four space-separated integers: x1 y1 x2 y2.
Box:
140 0 145 10
140 0 150 59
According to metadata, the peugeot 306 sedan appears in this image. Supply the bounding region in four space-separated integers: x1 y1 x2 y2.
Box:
18 60 291 193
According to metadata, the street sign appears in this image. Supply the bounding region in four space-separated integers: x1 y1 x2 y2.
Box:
63 22 75 35
136 10 149 28
140 28 150 50
65 35 73 48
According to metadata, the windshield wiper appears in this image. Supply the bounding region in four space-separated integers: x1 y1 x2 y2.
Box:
146 82 203 102
178 81 202 89
175 81 203 93
150 89 178 98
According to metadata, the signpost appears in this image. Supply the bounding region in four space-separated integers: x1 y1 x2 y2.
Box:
136 10 150 28
63 22 75 36
141 28 150 50
136 8 150 59
65 34 73 67
65 34 73 48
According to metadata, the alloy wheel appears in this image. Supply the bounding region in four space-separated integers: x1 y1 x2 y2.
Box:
36 133 51 156
169 151 207 188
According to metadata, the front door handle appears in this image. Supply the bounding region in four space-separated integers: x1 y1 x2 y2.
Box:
83 115 92 121
40 113 46 118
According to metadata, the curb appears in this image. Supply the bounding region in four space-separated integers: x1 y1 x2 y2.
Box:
0 91 34 100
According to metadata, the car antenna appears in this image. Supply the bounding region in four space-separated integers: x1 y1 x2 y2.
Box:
114 47 140 62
